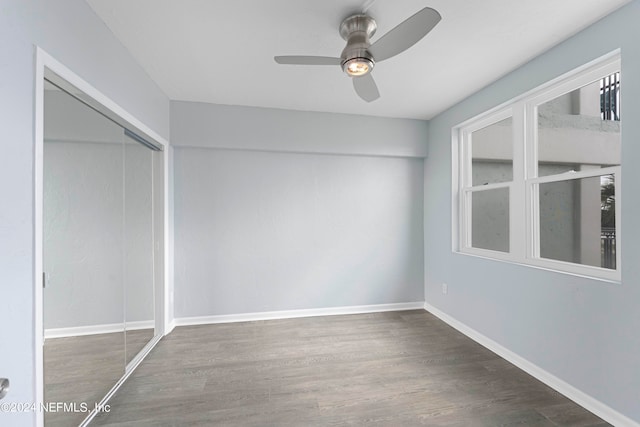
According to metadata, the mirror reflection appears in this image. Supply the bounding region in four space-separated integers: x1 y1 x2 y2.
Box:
43 80 159 426
124 133 155 365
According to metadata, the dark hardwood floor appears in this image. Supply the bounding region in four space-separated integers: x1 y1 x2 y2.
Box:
44 329 155 427
126 328 156 365
91 310 608 426
45 331 125 427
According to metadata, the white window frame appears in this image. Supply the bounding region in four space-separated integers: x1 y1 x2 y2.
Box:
454 51 621 282
458 107 519 263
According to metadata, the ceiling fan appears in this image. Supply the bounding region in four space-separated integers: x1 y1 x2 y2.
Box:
274 7 441 103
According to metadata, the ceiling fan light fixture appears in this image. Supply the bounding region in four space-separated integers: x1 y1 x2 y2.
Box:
342 57 374 77
273 7 442 102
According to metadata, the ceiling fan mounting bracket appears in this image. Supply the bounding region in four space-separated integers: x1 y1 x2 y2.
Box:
339 14 377 41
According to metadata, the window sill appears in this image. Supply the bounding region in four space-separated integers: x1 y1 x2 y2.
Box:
454 249 621 285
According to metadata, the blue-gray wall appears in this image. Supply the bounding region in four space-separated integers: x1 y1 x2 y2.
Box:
0 1 169 425
424 1 640 422
171 101 428 157
171 102 427 318
3 0 640 425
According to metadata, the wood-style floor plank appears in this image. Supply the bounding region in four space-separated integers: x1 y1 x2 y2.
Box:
44 329 155 427
44 331 124 427
90 310 609 426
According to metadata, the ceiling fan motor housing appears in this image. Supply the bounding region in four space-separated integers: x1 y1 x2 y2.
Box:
339 14 377 76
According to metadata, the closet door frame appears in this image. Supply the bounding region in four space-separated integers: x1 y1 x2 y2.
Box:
34 47 173 427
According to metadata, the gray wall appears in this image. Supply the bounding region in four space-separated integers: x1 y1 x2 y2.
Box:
44 140 125 329
172 102 426 318
424 1 640 423
43 141 155 329
43 90 154 330
171 101 429 158
123 138 155 324
0 1 169 425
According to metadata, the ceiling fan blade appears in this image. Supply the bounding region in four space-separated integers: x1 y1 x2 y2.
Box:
353 73 380 102
274 56 341 65
369 7 441 62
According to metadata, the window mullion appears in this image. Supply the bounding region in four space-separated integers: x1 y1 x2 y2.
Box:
525 101 539 260
511 102 526 259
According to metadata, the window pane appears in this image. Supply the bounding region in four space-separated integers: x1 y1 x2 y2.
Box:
539 174 616 269
472 117 513 186
471 188 509 252
537 74 620 177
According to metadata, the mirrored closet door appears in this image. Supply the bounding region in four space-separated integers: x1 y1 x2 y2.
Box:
123 132 155 365
43 79 161 426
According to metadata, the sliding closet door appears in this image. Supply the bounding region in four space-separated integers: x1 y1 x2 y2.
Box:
43 84 126 427
123 132 155 365
43 74 163 425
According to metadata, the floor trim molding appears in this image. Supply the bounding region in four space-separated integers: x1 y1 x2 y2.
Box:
424 302 640 427
174 302 425 327
45 320 154 339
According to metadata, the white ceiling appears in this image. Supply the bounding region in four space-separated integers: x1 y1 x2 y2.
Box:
86 0 630 120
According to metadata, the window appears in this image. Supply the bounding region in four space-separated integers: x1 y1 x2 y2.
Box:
462 112 514 254
455 53 621 281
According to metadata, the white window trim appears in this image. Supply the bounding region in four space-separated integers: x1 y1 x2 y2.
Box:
526 166 621 279
459 107 517 261
453 51 622 282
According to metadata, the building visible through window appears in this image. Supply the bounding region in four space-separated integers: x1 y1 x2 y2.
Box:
456 53 621 280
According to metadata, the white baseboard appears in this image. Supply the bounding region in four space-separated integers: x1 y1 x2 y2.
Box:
125 320 155 331
45 320 154 339
423 302 640 427
174 301 425 327
166 319 177 335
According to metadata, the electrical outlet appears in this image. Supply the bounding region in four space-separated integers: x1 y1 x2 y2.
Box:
442 283 448 295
